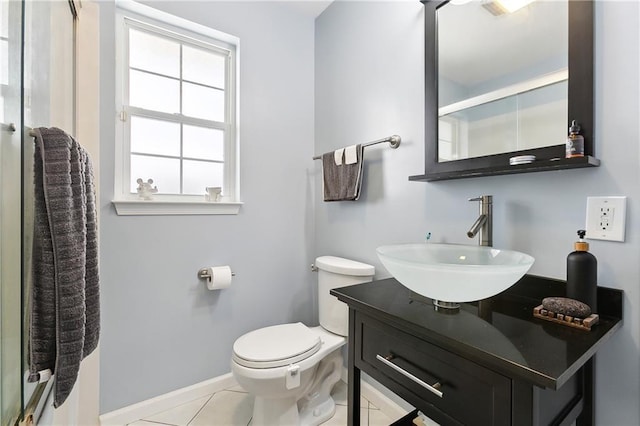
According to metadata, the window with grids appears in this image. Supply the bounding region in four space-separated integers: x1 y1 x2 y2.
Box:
117 16 237 202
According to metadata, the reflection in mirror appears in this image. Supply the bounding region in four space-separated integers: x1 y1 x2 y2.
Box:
437 0 568 162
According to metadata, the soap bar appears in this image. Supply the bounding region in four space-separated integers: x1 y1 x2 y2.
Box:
542 297 591 318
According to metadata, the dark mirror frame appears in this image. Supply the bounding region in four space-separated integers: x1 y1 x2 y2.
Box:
411 0 597 182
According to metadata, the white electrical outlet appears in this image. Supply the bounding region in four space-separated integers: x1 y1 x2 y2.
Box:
585 196 627 242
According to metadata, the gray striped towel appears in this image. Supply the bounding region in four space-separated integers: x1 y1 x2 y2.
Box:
29 127 100 408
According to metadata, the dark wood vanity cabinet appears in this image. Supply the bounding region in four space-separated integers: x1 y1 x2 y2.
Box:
332 276 622 426
358 313 511 425
353 310 589 426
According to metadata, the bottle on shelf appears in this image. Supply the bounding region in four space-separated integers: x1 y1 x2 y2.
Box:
565 120 585 158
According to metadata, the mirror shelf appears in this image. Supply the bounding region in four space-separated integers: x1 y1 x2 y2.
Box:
409 154 599 182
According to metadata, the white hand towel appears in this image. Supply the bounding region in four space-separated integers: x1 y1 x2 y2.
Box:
334 148 344 165
344 145 358 165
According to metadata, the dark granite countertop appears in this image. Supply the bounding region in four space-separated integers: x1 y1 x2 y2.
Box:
331 275 623 390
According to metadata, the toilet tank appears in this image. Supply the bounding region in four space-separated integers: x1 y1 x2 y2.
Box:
316 256 374 336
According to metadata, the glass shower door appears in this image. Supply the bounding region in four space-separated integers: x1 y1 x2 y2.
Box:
1 0 24 424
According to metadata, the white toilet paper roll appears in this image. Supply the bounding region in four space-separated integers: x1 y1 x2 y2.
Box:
206 266 233 290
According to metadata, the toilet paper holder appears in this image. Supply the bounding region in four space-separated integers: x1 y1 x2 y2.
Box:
198 267 236 282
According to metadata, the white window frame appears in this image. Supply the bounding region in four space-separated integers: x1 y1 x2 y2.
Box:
113 1 241 215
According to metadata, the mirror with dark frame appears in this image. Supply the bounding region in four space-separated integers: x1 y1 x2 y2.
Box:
411 0 597 182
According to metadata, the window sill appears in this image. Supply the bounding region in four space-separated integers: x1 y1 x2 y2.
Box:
112 199 243 216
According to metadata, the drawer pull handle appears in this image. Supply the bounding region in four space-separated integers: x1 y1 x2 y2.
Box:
376 354 443 398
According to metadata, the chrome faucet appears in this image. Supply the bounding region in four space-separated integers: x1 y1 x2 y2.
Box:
467 195 492 247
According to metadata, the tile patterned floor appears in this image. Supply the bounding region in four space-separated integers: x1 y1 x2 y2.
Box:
126 381 398 426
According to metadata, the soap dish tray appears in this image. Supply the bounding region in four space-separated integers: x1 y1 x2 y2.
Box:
533 305 599 331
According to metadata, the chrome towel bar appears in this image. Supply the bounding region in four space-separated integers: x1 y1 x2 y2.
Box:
312 134 401 160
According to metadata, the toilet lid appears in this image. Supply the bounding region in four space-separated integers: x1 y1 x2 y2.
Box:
233 323 321 369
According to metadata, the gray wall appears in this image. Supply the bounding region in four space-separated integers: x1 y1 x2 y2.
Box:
315 1 639 424
99 1 316 412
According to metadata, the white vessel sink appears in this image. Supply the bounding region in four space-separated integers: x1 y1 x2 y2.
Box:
376 243 534 304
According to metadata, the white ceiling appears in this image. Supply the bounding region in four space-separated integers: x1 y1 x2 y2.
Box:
276 1 333 18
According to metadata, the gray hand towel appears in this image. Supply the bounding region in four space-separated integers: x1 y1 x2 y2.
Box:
322 144 364 201
29 127 100 408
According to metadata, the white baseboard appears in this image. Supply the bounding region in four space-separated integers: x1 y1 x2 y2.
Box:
99 373 236 426
99 369 410 426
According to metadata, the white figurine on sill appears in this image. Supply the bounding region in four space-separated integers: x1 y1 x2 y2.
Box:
136 178 158 200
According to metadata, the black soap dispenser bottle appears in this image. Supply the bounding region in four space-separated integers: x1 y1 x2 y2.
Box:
566 230 597 311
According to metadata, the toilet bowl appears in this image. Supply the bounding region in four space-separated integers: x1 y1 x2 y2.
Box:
231 256 374 426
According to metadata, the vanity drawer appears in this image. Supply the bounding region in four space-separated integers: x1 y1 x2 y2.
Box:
356 314 511 425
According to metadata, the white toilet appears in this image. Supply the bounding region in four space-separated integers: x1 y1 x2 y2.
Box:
231 256 375 426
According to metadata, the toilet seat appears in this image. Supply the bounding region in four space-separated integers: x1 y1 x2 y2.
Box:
233 323 322 369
